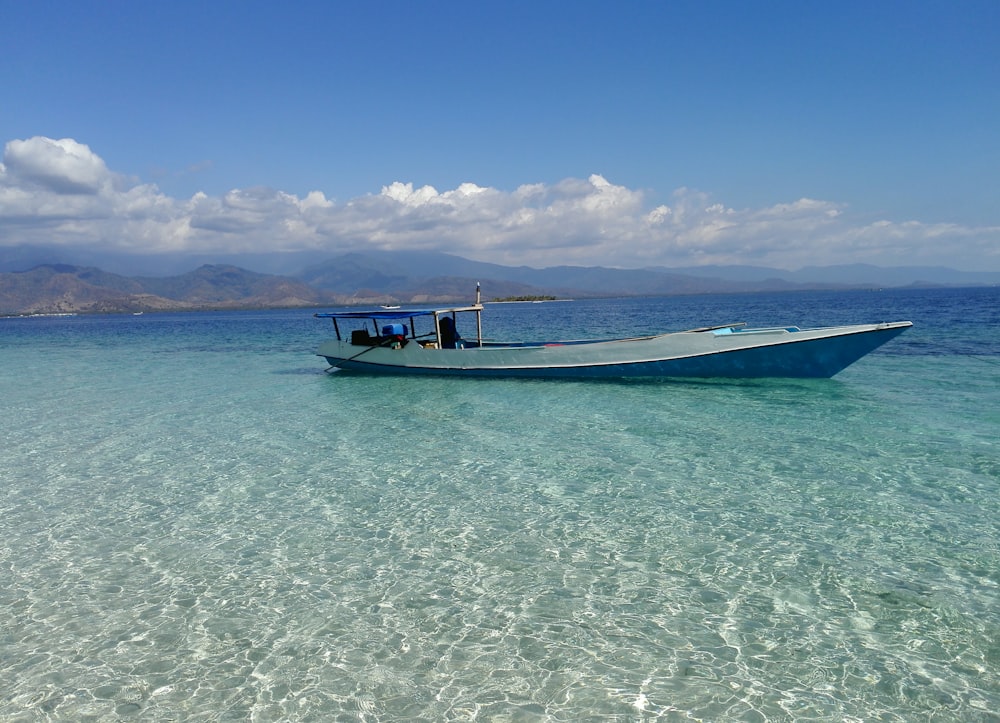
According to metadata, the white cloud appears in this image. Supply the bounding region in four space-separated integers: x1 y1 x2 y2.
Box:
2 137 112 195
1 136 998 270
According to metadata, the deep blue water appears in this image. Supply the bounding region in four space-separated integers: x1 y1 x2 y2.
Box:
2 287 998 720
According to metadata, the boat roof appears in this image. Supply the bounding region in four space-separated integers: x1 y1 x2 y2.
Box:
315 304 482 320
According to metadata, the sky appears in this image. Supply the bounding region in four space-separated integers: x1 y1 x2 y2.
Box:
1 0 998 272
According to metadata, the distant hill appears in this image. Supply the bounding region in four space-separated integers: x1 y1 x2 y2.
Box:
294 251 1000 297
0 264 336 315
294 251 804 298
1 250 997 316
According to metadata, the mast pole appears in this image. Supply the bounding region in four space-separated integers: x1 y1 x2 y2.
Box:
476 282 483 346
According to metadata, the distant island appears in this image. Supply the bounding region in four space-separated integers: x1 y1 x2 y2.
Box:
490 295 558 302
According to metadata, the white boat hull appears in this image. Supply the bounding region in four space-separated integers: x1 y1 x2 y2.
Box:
317 321 912 379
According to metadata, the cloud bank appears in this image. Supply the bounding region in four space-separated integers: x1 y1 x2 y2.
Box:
1 136 997 270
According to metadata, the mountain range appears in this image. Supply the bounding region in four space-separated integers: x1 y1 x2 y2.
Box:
2 247 998 316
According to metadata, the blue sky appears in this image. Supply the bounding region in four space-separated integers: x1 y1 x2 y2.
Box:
2 0 998 271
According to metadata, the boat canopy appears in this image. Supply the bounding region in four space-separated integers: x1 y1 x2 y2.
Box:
316 303 485 346
314 305 481 321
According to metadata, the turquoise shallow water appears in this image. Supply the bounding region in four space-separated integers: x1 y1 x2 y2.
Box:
1 288 998 721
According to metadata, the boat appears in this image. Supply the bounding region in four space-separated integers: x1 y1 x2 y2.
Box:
315 287 912 379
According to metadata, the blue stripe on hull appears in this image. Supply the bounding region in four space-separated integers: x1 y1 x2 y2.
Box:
325 325 908 379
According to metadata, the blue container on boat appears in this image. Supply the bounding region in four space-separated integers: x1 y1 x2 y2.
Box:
381 323 408 337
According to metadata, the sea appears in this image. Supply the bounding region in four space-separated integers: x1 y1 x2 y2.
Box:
1 286 998 722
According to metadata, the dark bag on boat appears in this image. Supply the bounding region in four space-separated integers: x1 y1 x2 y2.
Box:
351 329 375 345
